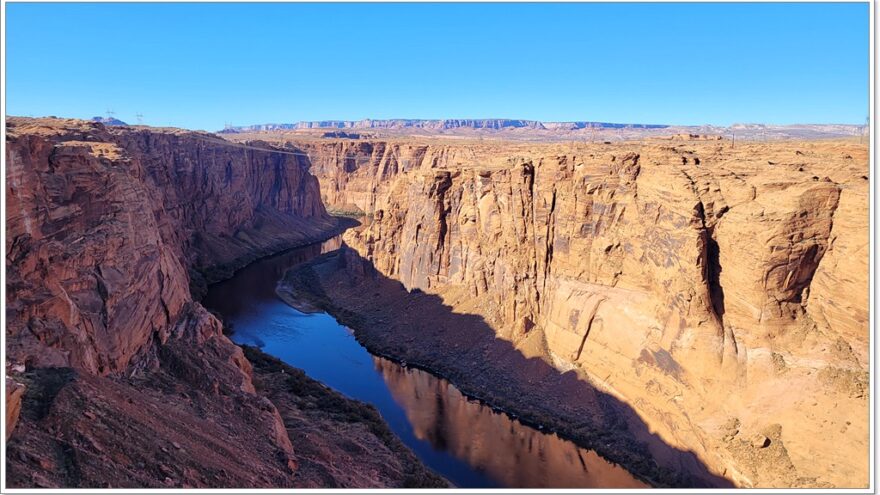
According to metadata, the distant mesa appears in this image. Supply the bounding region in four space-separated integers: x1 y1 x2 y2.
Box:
92 116 128 126
218 119 670 133
214 119 863 141
655 133 725 141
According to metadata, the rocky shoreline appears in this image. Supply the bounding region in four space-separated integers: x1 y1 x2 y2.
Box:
241 347 448 488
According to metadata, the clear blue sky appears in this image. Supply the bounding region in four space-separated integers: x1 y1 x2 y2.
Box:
6 2 869 130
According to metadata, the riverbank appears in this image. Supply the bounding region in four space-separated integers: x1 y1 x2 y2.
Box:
191 216 362 301
209 234 648 488
279 247 737 488
242 347 448 488
199 230 448 488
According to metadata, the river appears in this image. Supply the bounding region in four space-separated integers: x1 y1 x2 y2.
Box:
202 235 646 489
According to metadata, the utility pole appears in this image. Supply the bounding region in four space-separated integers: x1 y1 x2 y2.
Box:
136 113 144 125
105 109 116 121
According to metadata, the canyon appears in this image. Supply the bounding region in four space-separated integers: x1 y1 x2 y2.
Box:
263 132 869 487
4 116 870 489
4 117 442 488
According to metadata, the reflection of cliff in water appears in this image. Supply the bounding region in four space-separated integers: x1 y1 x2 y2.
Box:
203 236 342 319
374 358 647 488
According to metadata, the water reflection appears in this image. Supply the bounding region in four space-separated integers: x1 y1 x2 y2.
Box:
203 236 341 319
202 237 646 488
375 359 646 488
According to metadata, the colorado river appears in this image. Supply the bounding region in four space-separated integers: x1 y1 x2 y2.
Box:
202 235 646 488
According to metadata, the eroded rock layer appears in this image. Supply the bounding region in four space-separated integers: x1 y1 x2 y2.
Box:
275 135 869 488
4 117 442 488
6 118 337 374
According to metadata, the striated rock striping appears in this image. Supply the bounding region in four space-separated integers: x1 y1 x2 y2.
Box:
5 117 442 488
6 117 335 375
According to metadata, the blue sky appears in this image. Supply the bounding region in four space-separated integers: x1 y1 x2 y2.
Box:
5 2 869 130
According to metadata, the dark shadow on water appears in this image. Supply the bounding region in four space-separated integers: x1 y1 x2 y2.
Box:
202 235 342 318
292 245 735 488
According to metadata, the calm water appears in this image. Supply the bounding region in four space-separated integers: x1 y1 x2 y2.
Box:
202 237 646 488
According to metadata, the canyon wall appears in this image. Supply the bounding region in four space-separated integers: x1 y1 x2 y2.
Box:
5 118 421 488
298 140 478 216
6 118 335 375
5 118 868 488
296 136 869 488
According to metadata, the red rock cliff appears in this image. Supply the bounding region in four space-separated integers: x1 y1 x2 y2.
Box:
4 118 450 489
6 118 336 375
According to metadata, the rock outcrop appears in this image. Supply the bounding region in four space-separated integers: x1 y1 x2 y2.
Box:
5 378 25 440
5 117 442 488
276 135 869 488
6 118 335 375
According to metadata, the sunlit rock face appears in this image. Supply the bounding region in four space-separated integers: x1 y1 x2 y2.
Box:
293 135 868 488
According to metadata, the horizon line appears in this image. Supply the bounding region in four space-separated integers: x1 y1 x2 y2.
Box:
6 114 867 132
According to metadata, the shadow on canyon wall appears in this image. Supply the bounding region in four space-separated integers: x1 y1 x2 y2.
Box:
289 244 735 488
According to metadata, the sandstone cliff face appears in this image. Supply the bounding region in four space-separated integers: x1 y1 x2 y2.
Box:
293 137 868 488
6 118 335 375
295 140 479 216
6 117 868 488
6 304 300 488
4 117 338 487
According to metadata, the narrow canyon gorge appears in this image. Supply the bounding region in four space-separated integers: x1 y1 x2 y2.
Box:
4 117 441 488
4 117 869 488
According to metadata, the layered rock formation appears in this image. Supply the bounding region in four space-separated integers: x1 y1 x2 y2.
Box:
4 117 442 488
276 135 869 488
6 116 868 488
6 118 335 375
